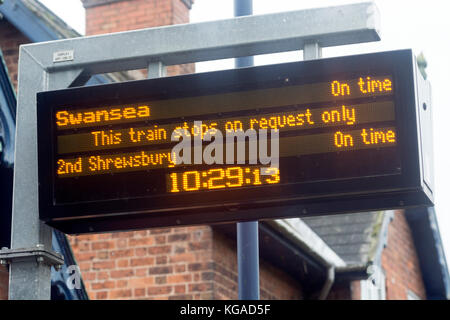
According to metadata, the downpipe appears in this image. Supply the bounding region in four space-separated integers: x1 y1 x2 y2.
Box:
318 266 335 300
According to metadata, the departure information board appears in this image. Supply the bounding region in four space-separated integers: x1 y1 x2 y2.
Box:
37 50 433 234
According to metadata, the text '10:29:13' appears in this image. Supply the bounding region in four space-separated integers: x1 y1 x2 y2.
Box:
167 166 280 193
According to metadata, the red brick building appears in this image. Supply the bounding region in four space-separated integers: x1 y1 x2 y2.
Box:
0 0 448 300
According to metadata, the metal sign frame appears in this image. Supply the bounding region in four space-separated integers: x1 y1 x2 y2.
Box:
5 2 383 299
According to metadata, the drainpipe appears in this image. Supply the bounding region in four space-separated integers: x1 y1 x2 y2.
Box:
318 266 335 300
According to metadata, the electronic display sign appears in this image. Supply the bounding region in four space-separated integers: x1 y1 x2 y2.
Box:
37 50 433 234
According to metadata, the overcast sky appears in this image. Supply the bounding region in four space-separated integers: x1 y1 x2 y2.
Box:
39 0 450 268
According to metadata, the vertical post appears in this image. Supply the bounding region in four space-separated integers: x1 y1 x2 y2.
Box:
7 55 76 300
148 61 166 79
303 41 322 60
8 55 52 300
234 0 259 300
237 221 259 300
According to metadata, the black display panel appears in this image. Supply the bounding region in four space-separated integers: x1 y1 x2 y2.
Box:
37 49 433 234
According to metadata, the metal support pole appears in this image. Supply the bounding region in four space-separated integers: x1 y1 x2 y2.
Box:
235 0 259 301
237 221 259 300
5 50 71 299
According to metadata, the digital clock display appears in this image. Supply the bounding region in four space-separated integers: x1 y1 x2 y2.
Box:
37 50 432 233
167 167 280 193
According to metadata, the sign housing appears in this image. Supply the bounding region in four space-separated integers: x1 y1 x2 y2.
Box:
37 49 433 234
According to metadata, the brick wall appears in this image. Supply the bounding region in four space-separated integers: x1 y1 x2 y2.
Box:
327 210 427 300
350 280 361 300
70 207 426 301
83 0 181 35
327 282 352 300
212 232 303 300
0 20 30 89
68 226 214 299
82 0 194 76
381 210 426 299
69 227 303 300
0 266 8 300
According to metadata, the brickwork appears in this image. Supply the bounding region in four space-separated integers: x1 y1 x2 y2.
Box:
82 0 194 76
0 199 434 299
69 227 304 300
0 20 30 89
326 282 352 300
84 0 174 35
327 210 427 300
350 280 361 300
211 232 303 300
0 266 8 300
68 226 213 300
381 210 427 299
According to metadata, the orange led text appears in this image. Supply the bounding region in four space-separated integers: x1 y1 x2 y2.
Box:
358 77 392 94
331 80 351 96
361 128 396 145
56 105 151 127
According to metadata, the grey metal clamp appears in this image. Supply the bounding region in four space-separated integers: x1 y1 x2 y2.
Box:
0 244 64 270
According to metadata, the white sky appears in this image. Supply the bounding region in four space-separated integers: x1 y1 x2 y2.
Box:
40 0 450 268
